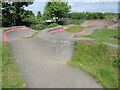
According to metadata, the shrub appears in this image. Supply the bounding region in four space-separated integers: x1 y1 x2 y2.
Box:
64 20 82 25
47 23 59 28
30 24 47 30
58 18 84 25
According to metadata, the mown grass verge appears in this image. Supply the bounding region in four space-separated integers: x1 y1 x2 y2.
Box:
68 40 119 88
88 19 113 21
2 42 27 88
0 42 2 89
65 26 87 33
81 28 119 45
23 31 39 39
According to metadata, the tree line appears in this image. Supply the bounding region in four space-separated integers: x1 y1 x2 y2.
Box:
2 0 118 27
67 12 118 20
2 2 34 27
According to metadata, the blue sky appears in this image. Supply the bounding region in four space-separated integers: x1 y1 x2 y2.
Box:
24 0 119 16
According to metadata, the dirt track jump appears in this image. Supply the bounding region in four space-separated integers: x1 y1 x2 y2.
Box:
3 21 118 88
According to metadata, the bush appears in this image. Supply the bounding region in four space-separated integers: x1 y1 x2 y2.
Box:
30 24 47 30
58 18 84 25
58 18 70 25
47 23 59 28
68 12 106 20
64 20 83 25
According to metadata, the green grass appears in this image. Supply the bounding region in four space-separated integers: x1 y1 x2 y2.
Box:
88 19 113 21
82 28 119 45
23 31 39 39
0 42 2 89
68 41 119 88
65 26 87 33
2 42 27 88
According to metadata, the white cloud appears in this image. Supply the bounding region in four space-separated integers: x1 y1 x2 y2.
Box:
70 2 118 13
72 8 85 12
34 0 119 2
69 3 73 6
85 0 119 2
34 5 37 8
35 0 48 2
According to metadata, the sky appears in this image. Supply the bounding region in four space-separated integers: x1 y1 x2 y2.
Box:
24 0 119 16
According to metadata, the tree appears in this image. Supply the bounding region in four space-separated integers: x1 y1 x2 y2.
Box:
22 10 37 26
2 1 34 27
37 11 42 20
68 12 86 20
104 13 118 19
43 0 71 22
0 13 1 26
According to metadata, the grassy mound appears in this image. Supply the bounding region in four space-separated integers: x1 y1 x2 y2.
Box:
83 28 119 45
2 42 27 88
68 41 119 88
65 26 86 33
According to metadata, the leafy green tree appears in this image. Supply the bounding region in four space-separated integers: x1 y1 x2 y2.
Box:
22 10 37 26
85 13 105 20
0 13 1 26
96 13 105 19
37 11 42 20
105 13 118 19
68 12 79 19
68 12 87 20
43 0 71 22
2 1 34 27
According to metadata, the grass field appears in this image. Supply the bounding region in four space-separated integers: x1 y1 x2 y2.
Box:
2 42 27 88
88 19 113 21
23 31 38 39
80 28 119 45
0 42 2 89
65 26 87 33
68 40 119 88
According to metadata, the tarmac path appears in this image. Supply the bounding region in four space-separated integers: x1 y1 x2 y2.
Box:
3 26 102 88
75 21 119 48
2 21 118 88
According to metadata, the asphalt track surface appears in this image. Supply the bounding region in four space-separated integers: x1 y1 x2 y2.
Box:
2 21 118 88
79 21 119 48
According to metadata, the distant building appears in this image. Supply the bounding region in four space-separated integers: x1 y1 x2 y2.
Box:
45 20 53 22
